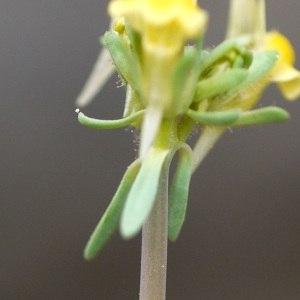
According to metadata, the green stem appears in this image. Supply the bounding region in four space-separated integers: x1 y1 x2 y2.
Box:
139 164 168 300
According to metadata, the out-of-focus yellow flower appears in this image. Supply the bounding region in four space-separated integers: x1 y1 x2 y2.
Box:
109 0 207 56
227 0 300 101
108 0 208 109
265 31 300 100
108 0 208 156
192 0 300 172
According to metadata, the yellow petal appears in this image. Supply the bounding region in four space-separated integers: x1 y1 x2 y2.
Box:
269 63 300 82
265 31 295 65
108 0 208 41
277 73 300 101
265 32 300 100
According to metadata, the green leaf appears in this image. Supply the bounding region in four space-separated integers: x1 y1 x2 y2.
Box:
208 51 278 111
76 109 145 130
171 38 205 114
120 148 169 239
171 46 197 113
84 160 141 260
125 24 142 63
168 143 193 241
199 36 251 75
186 109 241 126
194 69 248 102
104 31 140 92
230 51 278 95
231 107 290 127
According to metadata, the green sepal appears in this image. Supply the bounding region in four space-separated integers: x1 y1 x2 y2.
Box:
194 69 248 102
76 109 145 129
168 143 193 241
241 50 253 69
84 159 141 260
231 107 290 127
103 31 140 92
229 51 278 96
171 47 197 113
125 24 142 63
186 109 241 126
199 36 251 76
120 148 169 239
209 51 278 110
171 38 205 114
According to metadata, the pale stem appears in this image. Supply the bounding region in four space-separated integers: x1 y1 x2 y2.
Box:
139 168 168 300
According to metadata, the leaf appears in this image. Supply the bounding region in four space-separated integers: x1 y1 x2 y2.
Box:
208 51 278 110
104 31 141 92
120 148 169 239
194 69 248 102
231 106 290 127
76 109 145 130
125 24 142 63
84 160 141 260
230 51 278 94
186 109 241 126
199 36 252 75
168 143 193 241
171 46 197 113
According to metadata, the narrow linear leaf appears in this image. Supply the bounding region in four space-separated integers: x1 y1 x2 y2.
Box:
229 51 278 96
84 160 141 260
172 46 197 112
206 51 278 111
186 109 241 126
125 24 142 62
168 144 193 241
171 37 205 113
120 148 169 239
231 107 290 127
76 109 145 130
104 31 140 92
199 36 251 74
194 69 248 102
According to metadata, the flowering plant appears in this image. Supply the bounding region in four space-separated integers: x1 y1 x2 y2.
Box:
75 0 299 298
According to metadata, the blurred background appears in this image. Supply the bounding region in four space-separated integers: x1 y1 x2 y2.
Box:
1 1 300 299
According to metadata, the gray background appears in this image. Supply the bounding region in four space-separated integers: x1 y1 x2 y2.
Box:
1 1 300 299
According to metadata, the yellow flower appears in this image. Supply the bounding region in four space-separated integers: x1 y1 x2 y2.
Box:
227 0 300 101
264 31 300 100
108 0 208 156
192 0 300 172
108 0 208 109
109 0 207 56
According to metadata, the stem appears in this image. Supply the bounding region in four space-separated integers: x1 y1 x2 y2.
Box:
139 167 168 300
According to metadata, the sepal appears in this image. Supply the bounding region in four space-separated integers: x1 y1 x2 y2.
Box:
199 36 252 76
171 37 205 114
103 31 141 93
194 69 248 102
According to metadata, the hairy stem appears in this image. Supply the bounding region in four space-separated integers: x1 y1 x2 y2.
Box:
139 168 168 300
